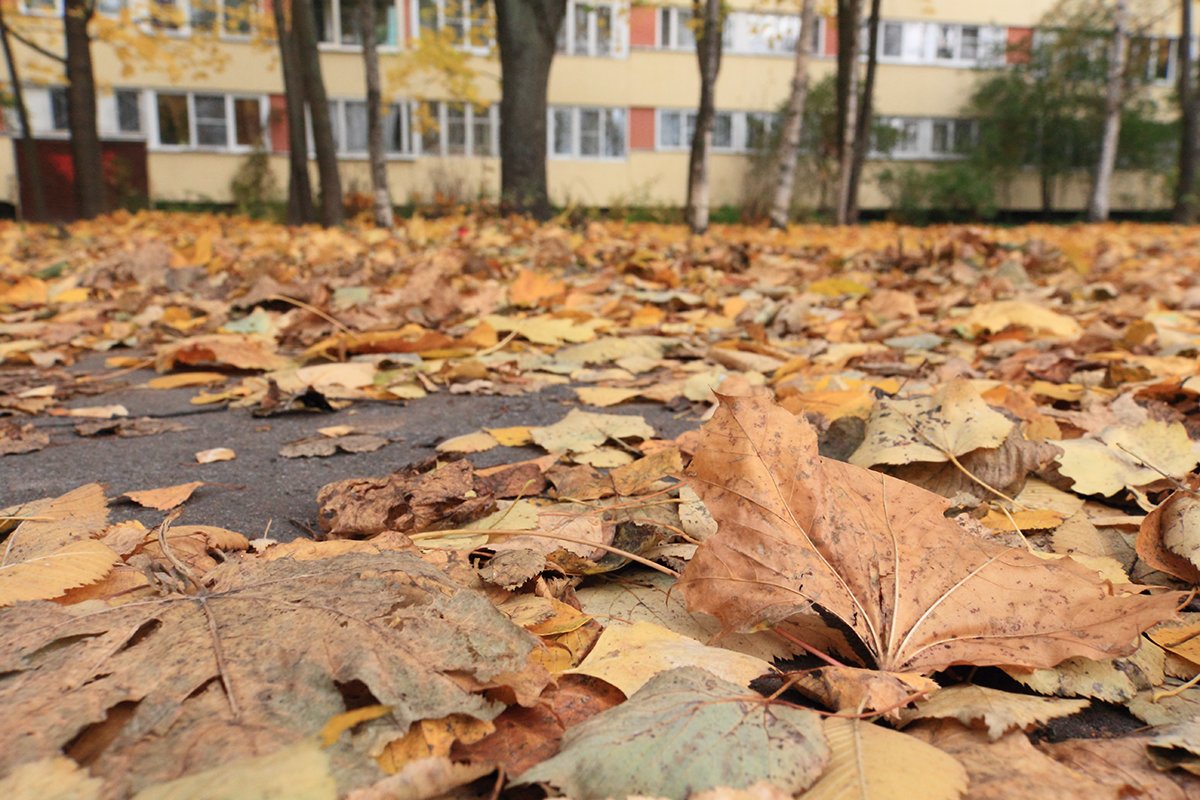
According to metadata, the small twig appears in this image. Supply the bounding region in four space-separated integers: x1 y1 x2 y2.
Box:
773 626 849 669
200 596 241 720
76 357 155 383
1151 670 1200 702
155 509 200 592
266 293 353 336
475 329 519 357
1115 443 1196 494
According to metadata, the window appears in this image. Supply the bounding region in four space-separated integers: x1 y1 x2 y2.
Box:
558 0 623 57
97 0 127 15
316 0 396 45
385 104 412 155
407 100 494 157
156 93 190 145
934 23 984 62
148 0 258 35
724 11 819 56
658 6 695 50
1130 36 1176 83
49 87 68 131
548 106 626 159
745 112 775 151
115 89 142 133
20 0 61 16
153 92 264 149
417 0 491 50
657 109 739 151
881 21 902 57
931 119 976 155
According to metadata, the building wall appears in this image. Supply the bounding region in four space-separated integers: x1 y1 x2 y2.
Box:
0 0 1186 214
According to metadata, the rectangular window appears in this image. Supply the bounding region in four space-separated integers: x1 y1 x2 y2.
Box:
552 108 573 156
559 0 622 56
471 104 494 156
233 96 263 146
22 0 62 16
935 25 956 60
659 110 683 148
550 106 626 158
445 102 467 155
712 112 733 150
385 104 409 154
745 112 775 151
116 89 142 133
193 94 228 146
223 0 254 35
959 26 979 60
317 0 397 45
156 93 190 145
97 0 126 15
418 100 440 154
416 0 490 50
341 101 367 152
882 21 903 57
49 87 69 131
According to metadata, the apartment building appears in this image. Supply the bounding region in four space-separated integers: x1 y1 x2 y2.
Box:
0 0 1185 216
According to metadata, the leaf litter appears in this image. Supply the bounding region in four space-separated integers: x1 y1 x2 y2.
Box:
4 214 1200 796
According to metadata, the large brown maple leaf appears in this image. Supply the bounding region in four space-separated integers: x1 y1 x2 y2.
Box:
680 392 1181 674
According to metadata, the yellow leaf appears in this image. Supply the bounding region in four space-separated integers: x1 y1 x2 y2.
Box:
195 447 235 463
436 430 498 453
568 620 773 697
376 715 495 774
122 481 205 511
319 704 393 747
145 372 228 389
574 386 642 407
0 540 120 607
485 426 533 447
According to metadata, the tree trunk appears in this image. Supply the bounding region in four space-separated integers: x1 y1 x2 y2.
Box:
495 0 567 219
0 7 46 221
686 0 723 234
768 0 817 229
1175 0 1197 222
847 0 881 223
359 0 393 228
293 0 344 227
1087 0 1127 223
834 0 862 225
273 0 315 225
63 0 104 219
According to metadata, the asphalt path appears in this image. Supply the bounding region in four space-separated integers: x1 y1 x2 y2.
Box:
2 365 699 540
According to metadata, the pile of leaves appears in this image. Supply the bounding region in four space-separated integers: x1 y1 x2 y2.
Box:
3 212 1200 797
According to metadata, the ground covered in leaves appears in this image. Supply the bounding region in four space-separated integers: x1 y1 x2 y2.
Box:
2 212 1200 799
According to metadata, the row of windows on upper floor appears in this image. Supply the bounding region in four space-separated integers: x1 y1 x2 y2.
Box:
10 85 986 164
16 0 1181 82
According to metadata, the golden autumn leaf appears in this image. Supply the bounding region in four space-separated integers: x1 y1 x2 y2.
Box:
680 392 1181 673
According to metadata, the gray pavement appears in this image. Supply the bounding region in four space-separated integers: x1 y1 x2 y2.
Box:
2 366 699 540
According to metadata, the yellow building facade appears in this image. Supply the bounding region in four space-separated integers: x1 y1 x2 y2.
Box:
0 0 1186 215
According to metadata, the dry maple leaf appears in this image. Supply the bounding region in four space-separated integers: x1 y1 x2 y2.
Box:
680 392 1181 674
0 547 544 795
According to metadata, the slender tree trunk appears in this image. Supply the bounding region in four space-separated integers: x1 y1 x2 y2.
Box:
273 0 315 225
0 7 46 221
1087 0 1127 223
495 0 567 219
847 0 880 223
359 0 393 228
1175 0 1197 222
768 0 816 229
63 0 104 219
686 0 723 234
834 0 862 225
293 0 344 226
1041 169 1054 216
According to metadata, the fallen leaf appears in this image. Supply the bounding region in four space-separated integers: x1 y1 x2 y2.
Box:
0 540 120 607
801 716 967 800
1138 487 1200 584
51 404 129 420
609 446 682 495
131 739 336 800
1148 723 1200 775
436 430 499 454
1039 737 1200 800
518 667 829 799
568 620 774 697
145 372 229 389
900 685 1089 740
908 720 1107 799
961 300 1083 340
850 380 1014 468
1 483 109 562
531 409 654 457
279 434 389 459
195 447 235 463
156 334 290 372
121 481 205 511
681 392 1181 673
0 549 544 795
0 757 102 800
74 417 189 438
0 421 49 456
1056 419 1200 497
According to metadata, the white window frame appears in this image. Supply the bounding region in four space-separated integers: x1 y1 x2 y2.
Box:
547 106 627 160
315 0 404 50
871 116 978 161
724 11 822 57
150 91 267 152
19 0 62 16
1131 35 1176 84
144 0 260 39
410 99 498 158
329 97 417 158
656 6 695 51
558 0 627 58
412 0 493 54
655 108 771 154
